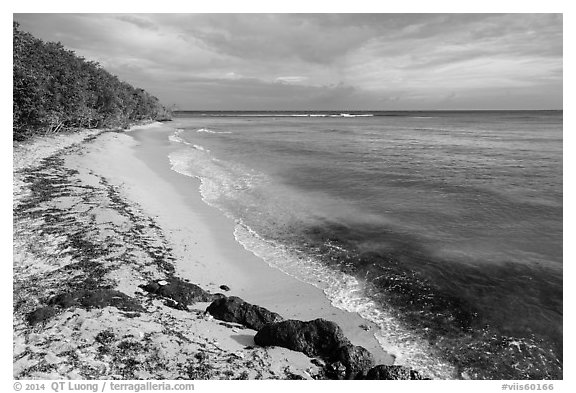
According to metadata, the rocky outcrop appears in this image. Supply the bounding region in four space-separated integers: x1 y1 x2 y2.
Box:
254 318 374 379
254 319 345 357
333 344 375 379
364 364 428 380
206 296 283 331
141 278 214 310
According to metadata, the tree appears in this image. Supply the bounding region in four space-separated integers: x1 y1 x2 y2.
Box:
13 21 171 140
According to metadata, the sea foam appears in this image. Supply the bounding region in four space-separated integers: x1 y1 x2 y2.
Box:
232 223 456 379
197 128 232 134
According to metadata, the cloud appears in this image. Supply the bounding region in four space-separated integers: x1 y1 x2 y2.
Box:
180 14 375 64
275 76 308 84
13 13 562 110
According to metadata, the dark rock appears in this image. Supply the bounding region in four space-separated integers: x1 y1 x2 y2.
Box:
48 289 144 312
334 344 375 379
140 278 214 309
219 285 231 291
365 364 428 380
326 361 347 380
254 318 377 380
254 318 348 358
206 296 283 331
26 306 58 325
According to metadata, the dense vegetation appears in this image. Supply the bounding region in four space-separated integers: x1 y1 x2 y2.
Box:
13 22 171 141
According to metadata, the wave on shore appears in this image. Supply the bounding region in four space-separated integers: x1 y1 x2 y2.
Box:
167 130 455 379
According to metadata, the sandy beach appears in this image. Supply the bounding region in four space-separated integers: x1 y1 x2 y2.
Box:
13 122 395 380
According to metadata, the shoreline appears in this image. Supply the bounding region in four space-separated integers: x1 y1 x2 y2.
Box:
13 122 403 380
123 123 394 364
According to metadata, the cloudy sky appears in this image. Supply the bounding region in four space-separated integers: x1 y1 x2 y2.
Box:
14 13 562 110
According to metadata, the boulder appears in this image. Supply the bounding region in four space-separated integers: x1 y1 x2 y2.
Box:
334 344 375 379
365 364 428 380
254 318 377 380
140 278 214 310
206 296 283 331
254 318 348 358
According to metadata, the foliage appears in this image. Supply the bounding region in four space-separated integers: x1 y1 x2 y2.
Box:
13 22 171 141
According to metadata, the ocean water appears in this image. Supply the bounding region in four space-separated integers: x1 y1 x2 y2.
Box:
167 111 562 379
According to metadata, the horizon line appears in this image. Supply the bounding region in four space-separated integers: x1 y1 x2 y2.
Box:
173 109 563 112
